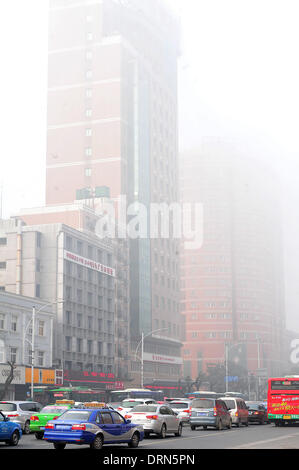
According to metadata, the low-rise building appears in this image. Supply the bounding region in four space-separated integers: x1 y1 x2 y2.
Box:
0 290 53 399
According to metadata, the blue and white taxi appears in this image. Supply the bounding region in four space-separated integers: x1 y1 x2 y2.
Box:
0 410 22 446
43 402 144 450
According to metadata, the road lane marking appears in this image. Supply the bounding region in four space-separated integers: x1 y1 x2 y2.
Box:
141 430 239 447
231 432 299 449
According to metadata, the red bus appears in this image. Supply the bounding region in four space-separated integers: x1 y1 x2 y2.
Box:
267 377 299 426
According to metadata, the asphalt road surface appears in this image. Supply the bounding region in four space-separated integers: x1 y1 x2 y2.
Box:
3 422 299 450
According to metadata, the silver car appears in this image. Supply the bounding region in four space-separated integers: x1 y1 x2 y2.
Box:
0 401 42 434
168 400 192 425
125 404 183 438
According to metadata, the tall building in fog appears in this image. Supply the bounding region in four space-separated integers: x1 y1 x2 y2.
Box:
47 0 183 389
180 140 285 382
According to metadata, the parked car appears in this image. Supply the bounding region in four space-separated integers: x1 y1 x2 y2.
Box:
246 401 268 424
189 398 232 430
117 398 157 416
0 411 22 446
168 400 192 425
125 403 183 438
219 397 249 427
0 401 42 434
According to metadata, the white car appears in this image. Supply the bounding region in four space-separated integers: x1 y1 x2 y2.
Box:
116 399 157 416
125 404 183 438
168 400 192 425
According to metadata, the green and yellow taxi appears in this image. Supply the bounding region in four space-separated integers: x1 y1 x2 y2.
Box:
30 400 76 439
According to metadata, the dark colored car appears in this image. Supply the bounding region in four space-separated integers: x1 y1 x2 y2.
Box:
246 402 268 424
189 398 232 430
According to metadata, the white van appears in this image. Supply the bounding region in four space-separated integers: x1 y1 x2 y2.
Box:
219 397 249 427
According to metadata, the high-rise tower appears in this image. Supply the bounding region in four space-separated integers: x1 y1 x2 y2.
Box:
47 0 183 389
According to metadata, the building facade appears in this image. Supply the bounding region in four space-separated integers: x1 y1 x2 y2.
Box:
0 219 124 383
46 0 184 389
180 141 285 384
0 290 53 399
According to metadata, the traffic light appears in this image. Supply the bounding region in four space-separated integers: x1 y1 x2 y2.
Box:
228 343 247 373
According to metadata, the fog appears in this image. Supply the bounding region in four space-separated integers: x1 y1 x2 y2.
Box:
1 0 299 333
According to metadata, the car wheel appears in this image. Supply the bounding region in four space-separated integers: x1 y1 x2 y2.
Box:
90 434 104 450
128 432 140 448
159 423 166 438
217 419 223 431
53 443 66 450
190 425 196 431
236 419 240 427
203 425 208 430
35 432 43 440
23 420 30 435
259 418 265 425
175 424 182 437
7 431 20 446
227 419 232 429
245 420 249 427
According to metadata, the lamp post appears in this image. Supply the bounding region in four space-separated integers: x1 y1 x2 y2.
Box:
24 300 64 400
134 328 168 389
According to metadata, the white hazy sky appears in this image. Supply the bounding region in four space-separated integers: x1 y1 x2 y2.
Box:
1 0 299 330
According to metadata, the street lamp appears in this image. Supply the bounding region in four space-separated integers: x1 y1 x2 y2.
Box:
134 328 168 389
24 300 64 400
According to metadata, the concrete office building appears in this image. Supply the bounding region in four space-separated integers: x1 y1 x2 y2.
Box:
0 218 124 385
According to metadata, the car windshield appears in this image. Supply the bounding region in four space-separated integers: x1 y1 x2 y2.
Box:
40 406 69 414
246 403 260 410
168 402 189 409
131 405 158 413
0 403 17 411
192 399 215 409
57 410 92 421
122 400 144 408
222 399 235 409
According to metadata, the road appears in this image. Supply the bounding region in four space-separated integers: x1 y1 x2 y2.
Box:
3 423 299 450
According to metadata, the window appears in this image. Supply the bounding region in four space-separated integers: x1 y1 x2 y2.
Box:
66 310 72 325
87 32 93 41
77 313 82 327
0 238 7 245
77 338 82 353
86 70 92 79
0 313 5 330
0 339 5 362
11 315 17 332
85 128 92 136
35 284 40 298
99 412 113 424
87 340 93 354
86 108 92 118
36 232 41 248
37 350 44 367
111 412 125 424
85 168 91 177
38 320 45 336
10 347 17 363
0 262 6 269
65 336 72 351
